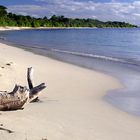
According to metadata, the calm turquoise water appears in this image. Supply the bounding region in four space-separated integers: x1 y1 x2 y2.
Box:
1 28 140 116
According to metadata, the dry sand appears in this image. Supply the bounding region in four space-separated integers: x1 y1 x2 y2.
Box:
0 27 32 31
0 26 97 31
0 42 139 140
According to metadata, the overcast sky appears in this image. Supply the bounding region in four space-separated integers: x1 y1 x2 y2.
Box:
1 0 140 25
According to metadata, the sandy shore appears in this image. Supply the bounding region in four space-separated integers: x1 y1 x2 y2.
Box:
0 27 33 31
0 42 139 140
0 26 97 31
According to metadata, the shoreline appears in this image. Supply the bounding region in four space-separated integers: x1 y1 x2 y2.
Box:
0 42 140 139
0 26 97 31
0 26 137 31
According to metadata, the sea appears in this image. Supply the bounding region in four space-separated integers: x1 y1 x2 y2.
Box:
0 28 140 117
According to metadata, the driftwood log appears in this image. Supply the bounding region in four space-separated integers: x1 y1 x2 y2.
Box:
0 67 46 111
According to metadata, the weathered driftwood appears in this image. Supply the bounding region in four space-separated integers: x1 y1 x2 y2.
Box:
27 67 40 102
0 67 46 111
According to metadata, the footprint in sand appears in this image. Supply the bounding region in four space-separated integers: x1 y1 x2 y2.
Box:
0 66 4 69
0 62 15 70
6 62 14 66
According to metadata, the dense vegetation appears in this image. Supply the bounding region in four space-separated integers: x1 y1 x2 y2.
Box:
0 5 137 28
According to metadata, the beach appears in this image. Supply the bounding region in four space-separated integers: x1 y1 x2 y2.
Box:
0 26 97 31
0 41 139 140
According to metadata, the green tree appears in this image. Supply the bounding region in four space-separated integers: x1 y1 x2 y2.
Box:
0 5 137 28
0 5 7 16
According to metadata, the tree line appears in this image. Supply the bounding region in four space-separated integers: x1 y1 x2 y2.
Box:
0 5 137 28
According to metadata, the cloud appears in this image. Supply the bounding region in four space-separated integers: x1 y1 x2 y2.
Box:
7 0 140 25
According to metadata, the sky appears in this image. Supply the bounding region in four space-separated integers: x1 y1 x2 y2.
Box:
1 0 140 25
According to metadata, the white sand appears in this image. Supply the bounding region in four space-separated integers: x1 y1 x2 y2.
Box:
0 42 139 140
0 27 32 31
0 26 97 31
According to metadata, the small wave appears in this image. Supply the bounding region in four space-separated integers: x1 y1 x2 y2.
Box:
51 49 140 66
51 48 127 63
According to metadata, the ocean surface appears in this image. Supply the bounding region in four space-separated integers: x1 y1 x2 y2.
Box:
1 28 140 116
